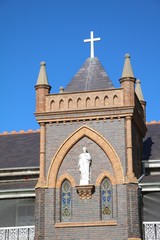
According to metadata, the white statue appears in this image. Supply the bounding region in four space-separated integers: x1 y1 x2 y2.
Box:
78 147 92 185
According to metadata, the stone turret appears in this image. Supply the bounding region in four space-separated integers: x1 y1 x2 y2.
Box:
135 79 146 121
119 54 136 106
35 61 51 113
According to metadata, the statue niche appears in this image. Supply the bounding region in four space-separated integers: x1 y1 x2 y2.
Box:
78 147 92 185
76 147 94 199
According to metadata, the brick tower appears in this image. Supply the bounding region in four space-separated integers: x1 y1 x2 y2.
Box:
34 33 146 240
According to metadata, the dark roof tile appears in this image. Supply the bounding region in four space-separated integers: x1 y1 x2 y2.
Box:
0 180 37 190
65 57 114 92
0 132 40 169
143 123 160 160
140 175 160 184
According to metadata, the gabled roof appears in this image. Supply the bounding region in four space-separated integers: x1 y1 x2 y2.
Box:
65 57 114 92
143 122 160 160
0 131 40 169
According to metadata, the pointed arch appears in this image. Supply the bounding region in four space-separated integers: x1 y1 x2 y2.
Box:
46 126 124 188
95 96 100 107
59 99 64 110
104 96 109 106
77 98 82 108
113 95 118 105
96 171 116 186
50 100 55 110
68 98 73 109
56 173 76 188
86 97 91 107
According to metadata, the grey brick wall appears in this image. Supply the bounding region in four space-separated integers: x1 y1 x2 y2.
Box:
35 117 142 239
45 118 126 176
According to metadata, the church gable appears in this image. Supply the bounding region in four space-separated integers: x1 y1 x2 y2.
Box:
34 32 147 240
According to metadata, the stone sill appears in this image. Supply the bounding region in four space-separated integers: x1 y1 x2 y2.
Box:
55 220 117 228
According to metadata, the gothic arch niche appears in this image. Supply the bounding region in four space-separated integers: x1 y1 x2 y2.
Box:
104 96 109 106
50 100 55 110
113 95 118 105
77 97 82 108
68 98 73 109
95 96 100 107
86 97 91 107
57 137 114 187
46 126 124 188
59 99 64 110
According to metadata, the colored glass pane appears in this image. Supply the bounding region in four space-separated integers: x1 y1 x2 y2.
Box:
101 178 112 219
61 180 71 221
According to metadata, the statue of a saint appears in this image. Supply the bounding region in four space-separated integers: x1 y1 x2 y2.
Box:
78 147 92 185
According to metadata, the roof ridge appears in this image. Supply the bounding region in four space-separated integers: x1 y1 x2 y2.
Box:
146 121 160 125
0 129 40 136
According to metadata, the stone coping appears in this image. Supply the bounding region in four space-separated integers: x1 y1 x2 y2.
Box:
55 220 117 228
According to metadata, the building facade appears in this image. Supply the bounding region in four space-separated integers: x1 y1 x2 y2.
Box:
34 51 146 239
0 35 160 240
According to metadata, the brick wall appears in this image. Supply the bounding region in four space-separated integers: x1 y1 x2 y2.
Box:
35 117 142 239
45 118 126 176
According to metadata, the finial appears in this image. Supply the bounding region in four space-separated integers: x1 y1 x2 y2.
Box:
121 53 134 78
59 86 64 93
40 61 46 66
36 61 49 86
125 53 130 58
84 31 101 58
135 79 144 101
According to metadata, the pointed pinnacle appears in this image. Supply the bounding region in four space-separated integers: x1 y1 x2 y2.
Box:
36 61 49 85
135 79 144 101
121 54 134 78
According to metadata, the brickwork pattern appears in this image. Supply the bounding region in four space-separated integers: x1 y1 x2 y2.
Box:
35 188 45 240
35 115 141 239
132 121 143 178
127 184 141 238
35 184 141 239
45 118 126 176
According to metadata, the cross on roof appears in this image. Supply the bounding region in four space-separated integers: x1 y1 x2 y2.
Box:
84 31 101 58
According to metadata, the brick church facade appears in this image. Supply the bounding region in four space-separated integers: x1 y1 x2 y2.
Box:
0 34 160 240
34 48 146 239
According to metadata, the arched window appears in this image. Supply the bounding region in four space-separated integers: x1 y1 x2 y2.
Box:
61 180 72 221
101 177 112 219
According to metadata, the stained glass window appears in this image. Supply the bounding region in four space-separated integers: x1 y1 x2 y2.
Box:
101 177 112 219
61 180 72 221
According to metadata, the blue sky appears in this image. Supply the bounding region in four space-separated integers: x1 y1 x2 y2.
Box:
0 0 160 132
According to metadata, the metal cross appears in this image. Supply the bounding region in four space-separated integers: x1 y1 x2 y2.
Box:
84 31 101 58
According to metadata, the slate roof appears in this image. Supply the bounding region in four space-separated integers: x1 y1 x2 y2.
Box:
0 131 40 169
0 180 37 191
140 175 160 184
65 57 114 92
143 123 160 160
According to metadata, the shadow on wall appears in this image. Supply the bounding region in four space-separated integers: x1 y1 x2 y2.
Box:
142 137 154 160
